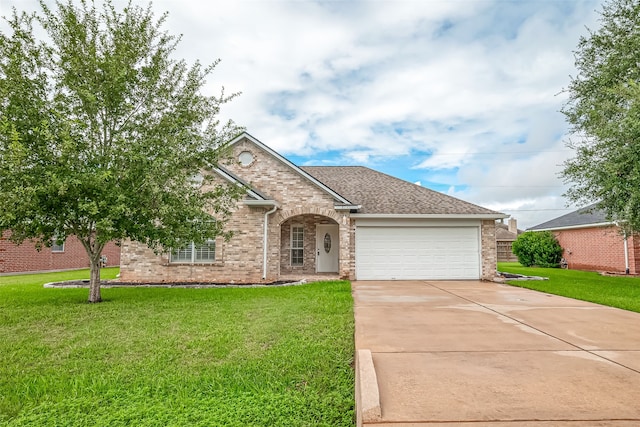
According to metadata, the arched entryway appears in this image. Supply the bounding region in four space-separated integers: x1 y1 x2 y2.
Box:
279 214 340 276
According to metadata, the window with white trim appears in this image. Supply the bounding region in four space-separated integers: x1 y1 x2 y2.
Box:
170 240 216 263
51 236 65 253
291 225 304 266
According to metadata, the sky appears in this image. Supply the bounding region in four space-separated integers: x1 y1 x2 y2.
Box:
1 0 604 229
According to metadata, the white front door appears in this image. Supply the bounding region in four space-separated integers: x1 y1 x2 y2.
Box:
316 224 339 273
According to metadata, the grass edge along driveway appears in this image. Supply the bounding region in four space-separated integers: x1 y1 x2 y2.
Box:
498 262 640 313
0 269 355 427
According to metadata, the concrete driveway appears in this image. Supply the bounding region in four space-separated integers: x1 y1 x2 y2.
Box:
353 280 640 426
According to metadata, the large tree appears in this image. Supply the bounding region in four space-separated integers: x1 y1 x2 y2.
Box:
562 0 640 232
0 0 245 302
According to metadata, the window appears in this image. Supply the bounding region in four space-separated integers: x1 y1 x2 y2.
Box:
238 151 255 166
291 225 304 266
51 236 65 253
170 240 216 263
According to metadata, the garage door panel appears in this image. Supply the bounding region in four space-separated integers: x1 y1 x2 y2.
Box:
356 226 480 280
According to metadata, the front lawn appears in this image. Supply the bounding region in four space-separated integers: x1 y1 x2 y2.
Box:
498 262 640 313
0 269 354 426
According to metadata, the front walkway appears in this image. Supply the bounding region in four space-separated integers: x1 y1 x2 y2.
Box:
353 280 640 426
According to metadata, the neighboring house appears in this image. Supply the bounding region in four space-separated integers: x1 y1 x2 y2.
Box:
0 231 120 274
529 203 640 274
496 218 523 262
119 133 507 283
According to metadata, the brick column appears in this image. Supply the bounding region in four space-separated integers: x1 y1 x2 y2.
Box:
481 220 498 280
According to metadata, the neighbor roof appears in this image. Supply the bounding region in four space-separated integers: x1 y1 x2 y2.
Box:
301 166 504 217
495 222 523 241
528 203 610 231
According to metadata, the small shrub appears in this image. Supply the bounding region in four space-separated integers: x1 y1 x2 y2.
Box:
511 231 563 268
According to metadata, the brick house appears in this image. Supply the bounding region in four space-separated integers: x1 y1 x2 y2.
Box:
0 231 120 274
529 203 640 274
119 133 507 283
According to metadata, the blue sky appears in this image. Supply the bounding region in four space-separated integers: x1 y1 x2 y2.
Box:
1 0 603 228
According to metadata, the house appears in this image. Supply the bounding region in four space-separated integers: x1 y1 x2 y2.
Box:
119 133 507 283
0 231 120 274
495 218 523 262
529 203 640 274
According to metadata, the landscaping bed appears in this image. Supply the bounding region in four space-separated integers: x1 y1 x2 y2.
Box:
44 279 300 288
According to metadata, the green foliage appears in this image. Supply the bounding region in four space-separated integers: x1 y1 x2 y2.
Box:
498 262 640 313
562 0 640 233
511 231 563 268
0 272 355 426
0 1 244 301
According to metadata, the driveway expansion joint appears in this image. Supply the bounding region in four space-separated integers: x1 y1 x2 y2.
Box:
428 282 640 375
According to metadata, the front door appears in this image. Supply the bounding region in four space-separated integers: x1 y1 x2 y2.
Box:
316 224 339 273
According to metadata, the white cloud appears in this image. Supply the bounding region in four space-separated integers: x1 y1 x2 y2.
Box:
2 0 602 228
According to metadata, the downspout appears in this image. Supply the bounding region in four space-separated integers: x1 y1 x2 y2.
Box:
624 232 630 275
263 205 278 280
617 222 630 275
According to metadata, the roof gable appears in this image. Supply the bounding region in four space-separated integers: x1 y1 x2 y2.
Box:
227 133 353 206
301 166 504 217
529 203 610 230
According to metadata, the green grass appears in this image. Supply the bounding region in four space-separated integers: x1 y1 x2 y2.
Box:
498 262 640 312
0 269 354 426
0 267 120 286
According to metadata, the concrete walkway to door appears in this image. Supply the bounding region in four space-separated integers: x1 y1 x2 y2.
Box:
353 280 640 426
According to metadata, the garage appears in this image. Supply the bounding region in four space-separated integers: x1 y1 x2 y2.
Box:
355 224 481 280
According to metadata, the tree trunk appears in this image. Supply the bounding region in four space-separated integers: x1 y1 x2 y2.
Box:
88 255 102 303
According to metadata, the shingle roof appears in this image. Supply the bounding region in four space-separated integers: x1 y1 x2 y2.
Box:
528 203 609 230
495 222 522 240
301 166 503 216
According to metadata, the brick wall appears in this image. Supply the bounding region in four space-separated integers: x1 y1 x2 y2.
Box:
481 220 498 280
119 137 344 283
0 231 120 274
553 226 640 274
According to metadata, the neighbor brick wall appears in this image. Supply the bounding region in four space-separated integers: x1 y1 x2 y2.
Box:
0 231 120 274
553 226 640 274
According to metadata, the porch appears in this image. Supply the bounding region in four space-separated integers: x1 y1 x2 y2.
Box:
279 213 343 277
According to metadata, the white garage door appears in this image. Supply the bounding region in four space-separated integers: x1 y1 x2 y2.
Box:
355 226 480 280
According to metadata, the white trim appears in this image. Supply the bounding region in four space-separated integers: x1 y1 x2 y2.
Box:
244 199 280 207
355 218 481 227
170 240 216 264
290 223 304 267
334 204 361 211
351 213 507 220
214 167 266 200
228 132 353 205
530 222 614 232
